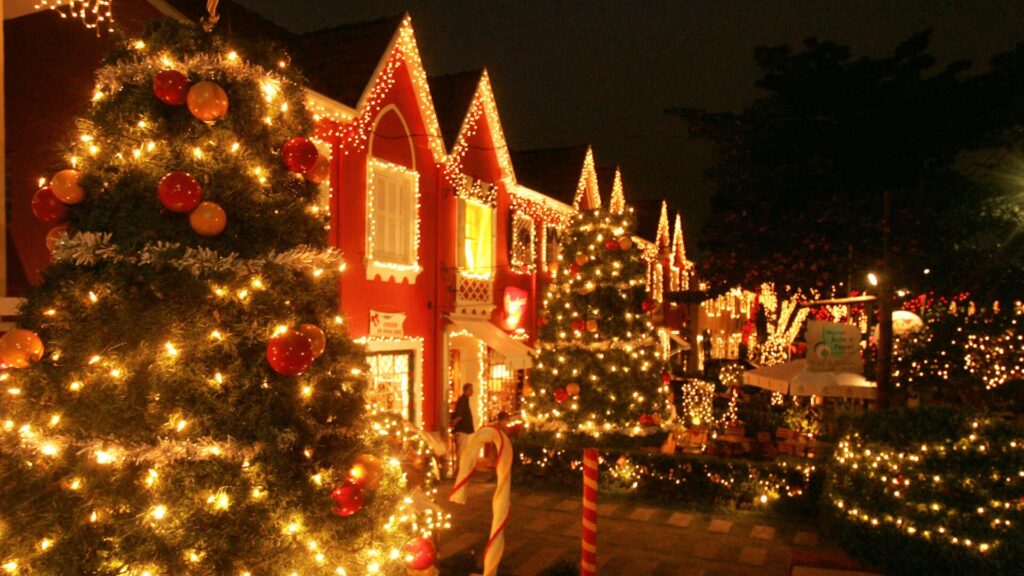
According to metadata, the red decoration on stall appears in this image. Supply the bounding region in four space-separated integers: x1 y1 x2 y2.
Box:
403 537 437 570
330 481 364 517
281 137 319 174
152 70 189 105
266 328 314 375
157 171 202 213
32 187 69 223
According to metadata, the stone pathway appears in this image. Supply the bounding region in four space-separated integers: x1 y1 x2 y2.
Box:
437 480 863 576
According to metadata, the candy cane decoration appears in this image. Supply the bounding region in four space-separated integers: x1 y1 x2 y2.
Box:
582 448 599 576
449 426 512 576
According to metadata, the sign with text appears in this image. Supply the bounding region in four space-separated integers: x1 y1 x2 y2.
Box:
369 310 406 339
806 320 861 374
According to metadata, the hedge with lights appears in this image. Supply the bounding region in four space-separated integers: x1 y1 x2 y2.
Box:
525 208 667 431
512 432 819 508
825 407 1024 575
0 22 439 575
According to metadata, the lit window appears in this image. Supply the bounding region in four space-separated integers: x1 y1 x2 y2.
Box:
544 225 561 265
366 351 414 421
458 198 495 276
368 159 418 268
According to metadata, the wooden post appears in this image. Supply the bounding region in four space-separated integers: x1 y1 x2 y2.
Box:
582 448 598 575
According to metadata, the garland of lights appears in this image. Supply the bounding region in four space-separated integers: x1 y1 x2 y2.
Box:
35 0 114 35
510 212 537 274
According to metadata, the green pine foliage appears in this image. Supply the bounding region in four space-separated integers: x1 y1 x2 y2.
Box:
0 22 427 574
525 208 667 432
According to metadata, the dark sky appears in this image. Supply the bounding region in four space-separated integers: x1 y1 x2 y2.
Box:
235 0 1024 245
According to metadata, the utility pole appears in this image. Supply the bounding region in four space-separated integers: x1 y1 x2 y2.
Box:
875 190 893 408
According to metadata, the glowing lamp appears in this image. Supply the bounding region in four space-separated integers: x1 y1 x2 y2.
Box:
503 287 528 330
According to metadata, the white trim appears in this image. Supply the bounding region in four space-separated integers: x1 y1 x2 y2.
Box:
306 88 356 122
365 157 422 283
369 104 416 171
363 337 424 428
512 184 574 215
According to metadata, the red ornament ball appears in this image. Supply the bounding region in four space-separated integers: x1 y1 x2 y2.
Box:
604 238 619 251
157 171 202 213
331 481 365 517
554 388 569 403
569 263 580 275
661 371 672 384
282 137 319 175
266 328 314 375
571 318 586 332
32 187 69 224
638 414 654 427
641 298 656 312
298 323 326 358
403 536 437 570
152 70 189 105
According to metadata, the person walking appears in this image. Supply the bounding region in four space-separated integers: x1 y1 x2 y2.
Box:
451 383 475 474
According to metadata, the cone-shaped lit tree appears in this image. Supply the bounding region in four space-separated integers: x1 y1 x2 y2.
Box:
525 200 667 433
0 22 438 574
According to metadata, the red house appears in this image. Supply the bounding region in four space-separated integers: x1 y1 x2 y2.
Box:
2 2 710 436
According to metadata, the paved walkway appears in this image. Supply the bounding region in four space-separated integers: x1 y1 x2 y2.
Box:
437 480 854 576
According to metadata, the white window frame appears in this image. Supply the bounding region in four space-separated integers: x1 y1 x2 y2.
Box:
366 158 421 283
510 212 536 274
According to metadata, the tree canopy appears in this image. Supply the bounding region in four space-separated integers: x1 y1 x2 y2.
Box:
672 31 1024 299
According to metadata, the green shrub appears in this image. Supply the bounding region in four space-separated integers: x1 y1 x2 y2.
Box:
824 407 1024 575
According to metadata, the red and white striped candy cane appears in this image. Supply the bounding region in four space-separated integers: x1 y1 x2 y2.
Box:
582 448 599 575
448 426 512 576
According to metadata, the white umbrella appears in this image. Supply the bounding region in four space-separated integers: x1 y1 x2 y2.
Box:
743 359 878 400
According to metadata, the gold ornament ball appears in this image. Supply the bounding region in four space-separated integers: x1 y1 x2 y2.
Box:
0 329 45 368
187 81 229 122
349 454 384 491
586 319 598 333
45 224 69 253
189 201 227 237
575 253 589 266
618 236 633 250
566 382 581 396
50 169 85 204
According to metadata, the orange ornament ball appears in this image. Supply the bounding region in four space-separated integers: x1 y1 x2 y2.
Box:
187 81 229 122
575 253 589 266
618 236 633 250
521 384 534 398
349 454 384 491
586 319 598 333
50 169 85 205
306 155 331 184
298 323 326 358
189 201 226 237
45 225 69 253
566 382 581 396
0 329 44 369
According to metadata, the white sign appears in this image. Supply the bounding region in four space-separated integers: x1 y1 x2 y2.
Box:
806 320 861 374
369 310 406 338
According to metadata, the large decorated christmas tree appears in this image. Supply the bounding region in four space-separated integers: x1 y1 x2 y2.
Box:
525 200 667 432
0 22 439 575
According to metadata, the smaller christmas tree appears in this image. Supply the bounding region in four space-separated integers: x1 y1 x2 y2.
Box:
526 197 667 432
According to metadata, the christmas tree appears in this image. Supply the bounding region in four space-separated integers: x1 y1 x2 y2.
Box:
0 22 440 575
525 203 667 432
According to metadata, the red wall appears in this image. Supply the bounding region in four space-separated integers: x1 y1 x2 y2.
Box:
5 1 163 294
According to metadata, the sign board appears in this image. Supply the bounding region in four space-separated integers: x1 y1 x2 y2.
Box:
806 320 861 374
369 310 406 338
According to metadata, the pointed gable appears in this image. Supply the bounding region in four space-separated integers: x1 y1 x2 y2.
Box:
305 13 444 162
608 168 625 214
672 212 688 264
432 70 516 183
510 145 588 206
655 201 670 248
574 147 601 210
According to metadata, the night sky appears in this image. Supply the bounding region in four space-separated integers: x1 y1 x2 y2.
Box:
235 0 1024 246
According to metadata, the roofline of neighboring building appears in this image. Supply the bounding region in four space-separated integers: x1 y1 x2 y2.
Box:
513 184 574 215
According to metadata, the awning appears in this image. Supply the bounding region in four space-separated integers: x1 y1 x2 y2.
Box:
743 359 877 399
450 318 534 370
